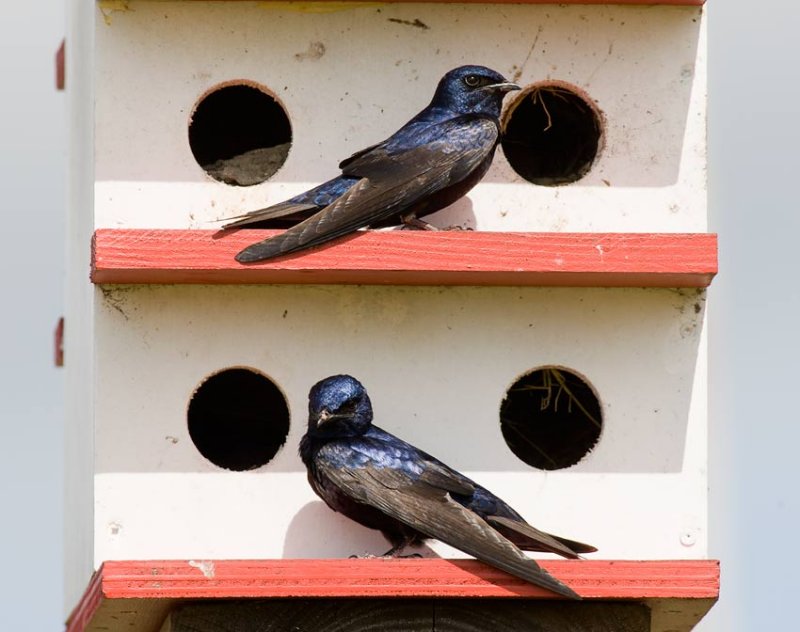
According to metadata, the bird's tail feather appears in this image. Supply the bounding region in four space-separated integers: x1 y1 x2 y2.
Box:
234 180 385 262
222 201 321 229
419 497 583 599
458 537 582 599
487 515 596 559
234 212 366 262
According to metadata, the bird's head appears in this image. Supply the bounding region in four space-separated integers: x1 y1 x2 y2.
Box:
307 374 374 438
432 65 520 118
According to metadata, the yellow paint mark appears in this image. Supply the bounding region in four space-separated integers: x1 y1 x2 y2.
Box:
258 2 384 14
98 0 131 26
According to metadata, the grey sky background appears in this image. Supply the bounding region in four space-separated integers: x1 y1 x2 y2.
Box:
0 1 795 629
0 1 66 629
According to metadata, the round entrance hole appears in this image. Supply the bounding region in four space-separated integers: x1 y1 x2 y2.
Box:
500 367 602 470
188 368 290 471
189 83 292 186
501 82 602 186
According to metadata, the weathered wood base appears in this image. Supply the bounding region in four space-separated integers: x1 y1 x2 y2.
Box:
161 599 652 632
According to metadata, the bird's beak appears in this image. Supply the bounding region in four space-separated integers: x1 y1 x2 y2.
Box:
316 409 332 427
485 81 521 93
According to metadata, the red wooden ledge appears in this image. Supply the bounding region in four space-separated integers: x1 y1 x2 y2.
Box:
67 559 719 632
91 229 717 287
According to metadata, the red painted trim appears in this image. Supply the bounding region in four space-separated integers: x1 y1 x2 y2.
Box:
55 39 65 91
54 317 64 367
66 565 104 632
66 559 719 631
91 230 717 287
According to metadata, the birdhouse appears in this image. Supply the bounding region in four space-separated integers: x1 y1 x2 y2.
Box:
64 1 718 631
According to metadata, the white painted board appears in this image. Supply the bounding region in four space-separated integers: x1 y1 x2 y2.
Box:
93 285 707 563
93 2 707 232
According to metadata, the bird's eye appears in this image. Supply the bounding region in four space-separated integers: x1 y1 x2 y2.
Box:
464 75 480 88
338 398 358 414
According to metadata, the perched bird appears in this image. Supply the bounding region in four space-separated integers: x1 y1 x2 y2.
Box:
299 374 595 599
224 66 520 262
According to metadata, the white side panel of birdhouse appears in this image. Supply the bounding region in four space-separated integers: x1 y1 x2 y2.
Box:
64 0 97 615
92 285 707 563
92 2 706 233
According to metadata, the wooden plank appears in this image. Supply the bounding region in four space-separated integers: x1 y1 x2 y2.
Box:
163 600 650 632
648 598 718 632
83 559 722 600
91 229 717 287
164 600 432 632
434 600 650 632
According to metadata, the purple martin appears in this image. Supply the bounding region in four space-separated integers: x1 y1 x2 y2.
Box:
224 66 519 262
299 375 595 599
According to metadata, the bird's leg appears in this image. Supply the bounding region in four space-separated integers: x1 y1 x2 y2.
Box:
443 224 473 231
380 543 423 559
401 212 473 232
401 213 439 231
381 541 408 557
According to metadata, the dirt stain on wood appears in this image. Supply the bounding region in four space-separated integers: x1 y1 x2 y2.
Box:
388 18 429 30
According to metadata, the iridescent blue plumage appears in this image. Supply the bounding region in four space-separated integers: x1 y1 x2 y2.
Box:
289 178 358 214
299 375 595 600
224 66 520 262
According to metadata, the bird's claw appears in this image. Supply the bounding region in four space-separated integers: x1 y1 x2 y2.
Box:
401 216 439 231
348 552 379 559
443 224 474 231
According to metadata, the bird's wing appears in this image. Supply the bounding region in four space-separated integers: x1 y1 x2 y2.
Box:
222 201 322 228
362 428 477 497
484 515 596 558
222 176 358 229
417 462 476 497
339 114 497 184
234 116 498 262
321 462 579 599
338 140 385 171
410 451 593 558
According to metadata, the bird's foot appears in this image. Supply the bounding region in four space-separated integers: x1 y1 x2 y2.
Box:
348 552 379 559
442 224 474 231
401 215 439 231
380 542 425 558
380 543 407 557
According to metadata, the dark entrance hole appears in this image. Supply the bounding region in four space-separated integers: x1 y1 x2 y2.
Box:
188 367 290 471
501 82 602 186
189 83 292 186
500 367 602 470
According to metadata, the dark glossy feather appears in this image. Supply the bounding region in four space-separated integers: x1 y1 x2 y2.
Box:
318 457 580 598
222 176 358 228
225 66 519 262
299 375 594 600
222 201 321 228
485 515 596 558
236 118 499 262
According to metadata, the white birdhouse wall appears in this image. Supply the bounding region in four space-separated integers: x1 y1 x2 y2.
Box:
79 1 708 576
93 283 707 563
94 3 706 233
